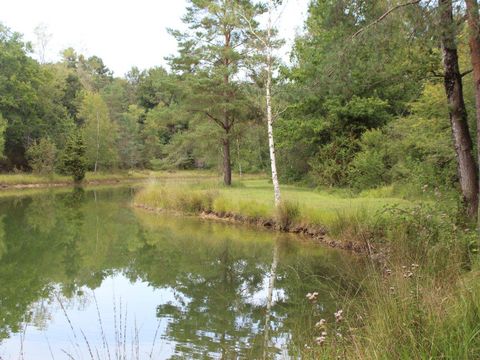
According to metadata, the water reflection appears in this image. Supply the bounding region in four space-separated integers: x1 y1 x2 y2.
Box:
0 187 359 359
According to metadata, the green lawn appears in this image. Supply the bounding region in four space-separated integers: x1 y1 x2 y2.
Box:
136 176 410 230
220 179 408 227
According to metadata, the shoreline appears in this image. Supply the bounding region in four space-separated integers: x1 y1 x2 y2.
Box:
0 177 145 190
0 170 225 190
134 203 370 255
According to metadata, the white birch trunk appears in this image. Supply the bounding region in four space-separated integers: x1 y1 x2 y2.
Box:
266 0 281 207
262 240 279 359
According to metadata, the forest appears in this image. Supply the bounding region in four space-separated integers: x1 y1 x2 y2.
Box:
2 0 480 359
0 0 470 198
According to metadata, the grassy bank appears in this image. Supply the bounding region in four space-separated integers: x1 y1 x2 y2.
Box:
134 178 411 247
134 175 480 359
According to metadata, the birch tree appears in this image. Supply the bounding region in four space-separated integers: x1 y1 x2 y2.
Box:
33 23 51 64
79 92 118 172
240 0 283 206
265 0 282 206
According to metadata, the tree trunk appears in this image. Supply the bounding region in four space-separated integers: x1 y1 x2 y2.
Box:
223 136 232 186
440 0 478 218
236 137 242 177
266 0 281 207
222 26 232 187
465 0 480 225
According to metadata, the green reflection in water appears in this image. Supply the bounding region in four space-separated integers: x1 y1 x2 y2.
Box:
0 187 361 359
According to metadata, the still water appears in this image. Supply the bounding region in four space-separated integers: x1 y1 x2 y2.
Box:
0 187 358 359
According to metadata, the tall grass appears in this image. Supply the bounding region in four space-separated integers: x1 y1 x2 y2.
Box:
51 291 163 360
297 200 480 359
276 200 300 230
133 180 406 238
134 184 217 214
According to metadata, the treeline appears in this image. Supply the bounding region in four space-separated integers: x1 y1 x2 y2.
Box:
1 1 480 203
0 3 271 180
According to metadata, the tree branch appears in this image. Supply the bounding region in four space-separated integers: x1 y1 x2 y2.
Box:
352 0 421 38
205 111 226 129
430 70 445 78
461 69 473 77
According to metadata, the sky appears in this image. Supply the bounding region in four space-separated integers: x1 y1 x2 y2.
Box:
0 0 309 77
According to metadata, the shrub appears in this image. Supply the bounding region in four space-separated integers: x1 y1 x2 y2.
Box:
26 137 57 175
308 137 359 187
348 129 390 190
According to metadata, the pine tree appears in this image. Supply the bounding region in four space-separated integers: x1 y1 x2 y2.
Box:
60 130 87 182
168 0 266 185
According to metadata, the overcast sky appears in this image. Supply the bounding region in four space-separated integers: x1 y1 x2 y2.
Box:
1 0 309 77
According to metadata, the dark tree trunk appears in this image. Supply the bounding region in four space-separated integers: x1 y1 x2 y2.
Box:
223 136 232 186
440 0 479 218
465 0 480 225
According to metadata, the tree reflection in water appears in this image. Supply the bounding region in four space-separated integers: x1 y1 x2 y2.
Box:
0 187 361 359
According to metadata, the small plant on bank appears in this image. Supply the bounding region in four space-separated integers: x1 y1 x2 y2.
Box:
276 200 300 230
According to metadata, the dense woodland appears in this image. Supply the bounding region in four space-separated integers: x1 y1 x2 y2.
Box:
2 0 480 213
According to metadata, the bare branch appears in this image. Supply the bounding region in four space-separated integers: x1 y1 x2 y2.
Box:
323 0 424 79
272 105 290 123
205 111 226 129
235 6 268 47
461 69 473 77
430 70 445 78
352 0 421 39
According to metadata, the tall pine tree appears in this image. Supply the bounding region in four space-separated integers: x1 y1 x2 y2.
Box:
168 0 266 185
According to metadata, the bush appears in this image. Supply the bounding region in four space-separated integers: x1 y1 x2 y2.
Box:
348 129 390 190
308 137 359 187
26 137 57 175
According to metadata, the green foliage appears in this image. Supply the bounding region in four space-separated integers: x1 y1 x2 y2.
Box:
117 105 143 169
0 24 72 168
160 121 221 170
59 130 87 182
141 103 188 165
79 91 118 171
348 83 456 194
275 0 438 186
0 114 7 159
26 137 57 175
308 136 359 187
232 121 269 173
167 0 268 183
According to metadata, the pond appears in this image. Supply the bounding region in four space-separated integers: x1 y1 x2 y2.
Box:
0 186 360 359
